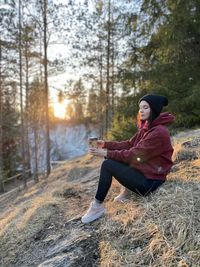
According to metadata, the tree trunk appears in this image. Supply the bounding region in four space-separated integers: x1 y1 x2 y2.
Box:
98 38 104 139
43 0 51 176
0 40 5 193
105 0 111 134
18 0 27 189
33 126 39 182
39 29 43 82
24 30 31 175
111 15 115 122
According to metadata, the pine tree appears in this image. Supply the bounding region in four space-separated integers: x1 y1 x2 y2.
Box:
86 85 98 123
0 1 20 190
0 40 4 192
139 0 200 127
27 77 45 182
65 78 86 122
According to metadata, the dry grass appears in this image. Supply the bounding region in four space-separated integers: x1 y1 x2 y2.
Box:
17 192 58 230
172 139 199 163
193 158 200 167
99 241 124 267
99 181 200 266
0 187 62 267
20 186 39 199
0 132 199 267
0 207 20 236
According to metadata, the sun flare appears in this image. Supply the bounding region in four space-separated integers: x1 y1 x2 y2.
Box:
53 99 69 119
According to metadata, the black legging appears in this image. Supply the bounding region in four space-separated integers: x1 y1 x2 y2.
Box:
95 159 164 202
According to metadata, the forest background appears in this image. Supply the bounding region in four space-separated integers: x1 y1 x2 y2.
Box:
0 0 200 191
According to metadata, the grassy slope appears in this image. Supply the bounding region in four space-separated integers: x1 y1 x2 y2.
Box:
0 130 200 267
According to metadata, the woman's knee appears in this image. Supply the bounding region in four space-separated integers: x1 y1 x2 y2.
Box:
101 159 114 169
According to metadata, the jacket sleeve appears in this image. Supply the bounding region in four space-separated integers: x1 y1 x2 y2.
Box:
107 129 164 164
103 132 139 151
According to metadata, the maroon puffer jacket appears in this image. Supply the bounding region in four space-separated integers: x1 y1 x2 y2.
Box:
104 112 175 180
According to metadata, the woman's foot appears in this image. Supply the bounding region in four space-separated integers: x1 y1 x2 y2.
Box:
81 200 106 224
114 187 132 202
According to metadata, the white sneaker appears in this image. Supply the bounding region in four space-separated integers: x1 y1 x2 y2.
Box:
81 200 106 224
114 187 132 202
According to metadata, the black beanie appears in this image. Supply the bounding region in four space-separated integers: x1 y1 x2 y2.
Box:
139 94 168 118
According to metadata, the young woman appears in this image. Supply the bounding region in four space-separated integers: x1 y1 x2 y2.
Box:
81 94 175 224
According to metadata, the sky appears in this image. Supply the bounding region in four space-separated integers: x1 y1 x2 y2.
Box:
0 0 142 117
48 0 97 104
48 0 142 105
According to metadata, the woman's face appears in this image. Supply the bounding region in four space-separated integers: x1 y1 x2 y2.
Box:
139 100 151 121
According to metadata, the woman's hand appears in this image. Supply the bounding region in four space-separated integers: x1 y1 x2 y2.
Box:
97 140 105 148
89 147 107 157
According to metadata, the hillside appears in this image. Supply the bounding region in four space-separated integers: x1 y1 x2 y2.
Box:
0 129 200 267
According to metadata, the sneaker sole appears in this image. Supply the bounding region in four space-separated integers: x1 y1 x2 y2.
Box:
114 196 129 202
81 208 106 224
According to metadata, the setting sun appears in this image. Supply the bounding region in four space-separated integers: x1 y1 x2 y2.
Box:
53 99 69 119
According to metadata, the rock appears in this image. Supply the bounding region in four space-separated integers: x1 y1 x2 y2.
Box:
46 231 91 258
37 253 77 267
175 149 198 162
67 167 91 182
64 216 81 225
43 234 62 243
171 165 179 172
182 138 200 148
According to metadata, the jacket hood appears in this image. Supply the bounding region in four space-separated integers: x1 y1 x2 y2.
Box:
151 112 175 127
